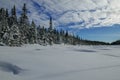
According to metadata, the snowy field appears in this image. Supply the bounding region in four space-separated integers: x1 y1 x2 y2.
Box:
0 44 120 80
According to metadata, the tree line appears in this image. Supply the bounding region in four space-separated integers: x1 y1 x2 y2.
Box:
0 4 109 46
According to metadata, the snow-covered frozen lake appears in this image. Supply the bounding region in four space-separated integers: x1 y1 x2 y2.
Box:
0 44 120 80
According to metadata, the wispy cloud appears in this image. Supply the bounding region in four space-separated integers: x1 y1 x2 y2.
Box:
0 0 120 29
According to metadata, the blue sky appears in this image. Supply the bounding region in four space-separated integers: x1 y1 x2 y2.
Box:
0 0 120 42
77 25 120 42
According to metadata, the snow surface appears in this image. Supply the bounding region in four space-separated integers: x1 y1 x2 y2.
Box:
0 44 120 80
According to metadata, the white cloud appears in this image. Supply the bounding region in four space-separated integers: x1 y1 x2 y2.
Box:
1 0 120 29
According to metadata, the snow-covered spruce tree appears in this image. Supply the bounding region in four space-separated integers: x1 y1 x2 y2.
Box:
2 18 10 45
2 5 21 46
6 5 21 46
41 26 48 46
59 29 63 44
64 31 69 44
19 3 30 44
47 16 53 45
37 26 47 45
0 8 10 45
0 8 5 43
8 24 20 46
37 22 56 45
52 29 61 44
36 25 41 44
9 5 17 26
52 29 57 44
29 21 37 44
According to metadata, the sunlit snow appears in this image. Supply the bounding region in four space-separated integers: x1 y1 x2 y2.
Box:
0 44 120 80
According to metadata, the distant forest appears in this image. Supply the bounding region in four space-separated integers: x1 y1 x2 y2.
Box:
0 3 117 46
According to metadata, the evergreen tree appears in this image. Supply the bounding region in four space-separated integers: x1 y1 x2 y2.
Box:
0 8 10 44
10 5 17 26
6 9 9 17
54 29 61 44
48 16 53 45
8 24 20 46
20 3 29 25
2 20 10 45
42 26 47 45
0 8 4 42
64 31 68 44
36 25 41 44
29 21 37 44
37 26 47 45
48 16 52 31
19 3 30 44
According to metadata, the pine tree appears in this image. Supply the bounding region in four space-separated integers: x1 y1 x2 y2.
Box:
48 16 52 31
29 21 37 44
8 24 20 46
48 16 53 45
64 31 68 44
2 19 10 45
41 26 48 45
0 8 10 45
0 8 4 42
54 29 61 44
10 5 17 26
37 25 41 44
6 9 9 17
20 3 29 25
12 5 16 16
19 3 30 44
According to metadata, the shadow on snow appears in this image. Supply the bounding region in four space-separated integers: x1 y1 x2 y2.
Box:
0 61 23 75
